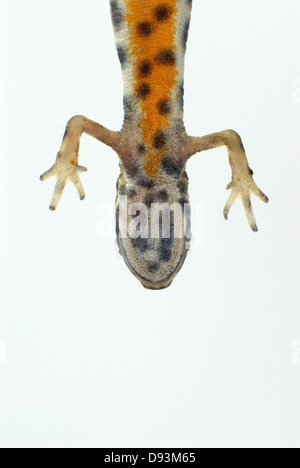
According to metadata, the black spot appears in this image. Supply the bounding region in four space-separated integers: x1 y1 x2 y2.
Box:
161 156 184 179
178 82 184 108
136 82 151 99
131 237 149 253
159 236 174 263
124 164 138 178
177 180 187 195
110 1 124 31
158 212 174 262
153 130 166 149
178 198 189 209
182 19 191 50
144 194 155 208
154 4 173 21
137 178 154 189
138 143 146 153
249 167 254 176
157 99 171 115
132 209 141 218
147 262 160 273
138 60 153 77
155 49 176 65
128 189 137 199
157 189 169 202
117 45 127 68
161 231 174 249
137 21 153 37
159 246 172 262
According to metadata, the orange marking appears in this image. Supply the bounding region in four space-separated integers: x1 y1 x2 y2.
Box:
124 0 178 177
70 160 75 165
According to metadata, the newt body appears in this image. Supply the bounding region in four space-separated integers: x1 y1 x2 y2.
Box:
41 1 268 290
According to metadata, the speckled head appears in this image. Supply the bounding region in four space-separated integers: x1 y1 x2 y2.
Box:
115 171 191 290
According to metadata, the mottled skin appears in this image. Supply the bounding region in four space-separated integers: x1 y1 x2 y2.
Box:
41 0 268 290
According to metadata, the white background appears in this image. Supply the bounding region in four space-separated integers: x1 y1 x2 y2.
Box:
0 0 299 448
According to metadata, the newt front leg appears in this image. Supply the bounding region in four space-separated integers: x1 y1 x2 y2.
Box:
185 130 269 232
40 115 121 210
